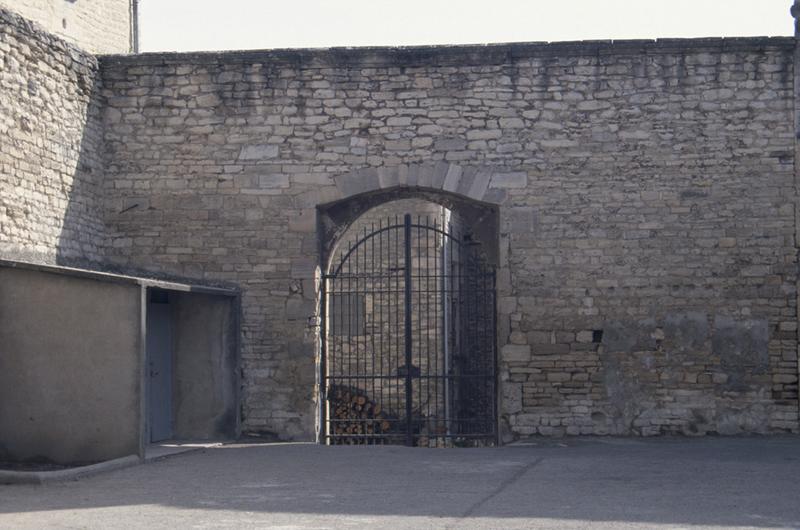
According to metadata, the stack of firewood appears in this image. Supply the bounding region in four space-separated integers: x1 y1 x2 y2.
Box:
328 386 394 444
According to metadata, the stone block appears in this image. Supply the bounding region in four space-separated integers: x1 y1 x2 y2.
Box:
288 209 316 233
499 117 524 128
502 344 531 362
334 168 379 197
490 171 527 189
466 169 491 201
290 257 317 279
259 174 289 188
286 298 315 320
377 166 399 189
442 164 462 192
431 161 450 189
239 144 279 160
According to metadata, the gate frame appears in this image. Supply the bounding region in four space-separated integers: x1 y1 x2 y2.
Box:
317 189 502 446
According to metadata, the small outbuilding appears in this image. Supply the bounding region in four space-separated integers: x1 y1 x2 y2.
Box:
0 260 239 466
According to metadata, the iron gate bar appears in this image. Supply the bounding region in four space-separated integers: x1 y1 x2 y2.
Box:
404 214 413 446
319 265 327 442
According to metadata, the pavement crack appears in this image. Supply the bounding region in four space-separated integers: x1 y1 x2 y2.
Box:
459 457 544 519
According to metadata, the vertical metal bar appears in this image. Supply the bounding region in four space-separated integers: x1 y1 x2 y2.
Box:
393 215 399 443
481 265 488 437
335 255 342 443
434 217 440 444
397 215 402 444
346 240 353 412
491 269 499 445
377 219 384 444
443 219 452 438
370 221 376 445
354 227 359 445
425 217 439 447
320 275 328 444
331 275 337 443
424 216 431 445
465 243 473 437
355 226 362 445
417 216 422 444
346 240 353 445
481 265 488 440
363 223 369 445
404 213 413 446
456 224 462 437
331 272 338 443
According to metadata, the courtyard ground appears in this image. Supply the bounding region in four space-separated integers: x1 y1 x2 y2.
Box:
0 436 798 529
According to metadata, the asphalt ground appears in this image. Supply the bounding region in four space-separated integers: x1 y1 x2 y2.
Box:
1 436 798 529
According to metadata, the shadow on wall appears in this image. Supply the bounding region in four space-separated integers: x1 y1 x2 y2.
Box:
0 8 108 270
53 72 108 270
56 80 107 268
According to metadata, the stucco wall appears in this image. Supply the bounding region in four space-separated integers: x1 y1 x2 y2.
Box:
0 267 141 464
0 8 107 267
172 291 238 440
0 0 132 54
98 39 800 440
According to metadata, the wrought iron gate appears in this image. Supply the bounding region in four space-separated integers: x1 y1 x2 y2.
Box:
321 213 497 446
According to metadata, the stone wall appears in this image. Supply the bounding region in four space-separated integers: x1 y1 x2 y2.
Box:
1 5 797 440
99 38 800 439
0 0 133 54
0 8 107 267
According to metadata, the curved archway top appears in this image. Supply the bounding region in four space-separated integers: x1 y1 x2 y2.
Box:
318 163 506 273
331 162 517 207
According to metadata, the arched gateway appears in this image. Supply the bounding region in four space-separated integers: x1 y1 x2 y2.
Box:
318 185 500 447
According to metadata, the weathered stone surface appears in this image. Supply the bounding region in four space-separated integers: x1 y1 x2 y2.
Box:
239 144 279 161
712 316 770 374
2 6 798 441
0 8 106 268
490 172 527 189
259 174 290 188
664 312 709 354
442 164 462 193
602 319 657 354
503 345 532 362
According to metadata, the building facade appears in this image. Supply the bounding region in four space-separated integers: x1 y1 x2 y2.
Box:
0 0 135 54
1 5 798 446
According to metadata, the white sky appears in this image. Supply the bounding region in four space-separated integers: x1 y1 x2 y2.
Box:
139 0 794 53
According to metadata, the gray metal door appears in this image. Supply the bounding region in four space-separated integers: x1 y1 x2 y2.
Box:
147 300 172 442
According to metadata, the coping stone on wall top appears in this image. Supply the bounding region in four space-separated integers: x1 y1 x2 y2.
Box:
98 37 795 69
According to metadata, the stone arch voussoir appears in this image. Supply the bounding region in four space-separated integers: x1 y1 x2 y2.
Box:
320 163 508 273
332 162 516 206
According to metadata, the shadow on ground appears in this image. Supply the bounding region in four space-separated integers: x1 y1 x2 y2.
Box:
1 437 799 529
